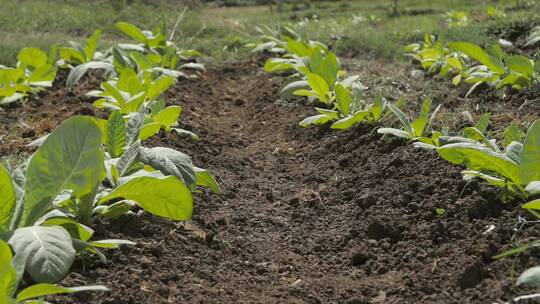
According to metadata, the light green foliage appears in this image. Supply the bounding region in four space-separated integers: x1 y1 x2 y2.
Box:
115 21 204 77
407 36 540 98
405 34 468 85
58 29 105 66
378 98 440 141
21 116 104 227
444 10 469 28
0 47 57 104
449 42 539 97
89 69 175 114
0 239 107 303
435 119 540 197
65 22 205 87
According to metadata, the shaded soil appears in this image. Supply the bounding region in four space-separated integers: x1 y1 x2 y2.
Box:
2 61 539 303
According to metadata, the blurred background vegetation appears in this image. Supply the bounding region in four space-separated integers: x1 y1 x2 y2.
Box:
0 0 539 65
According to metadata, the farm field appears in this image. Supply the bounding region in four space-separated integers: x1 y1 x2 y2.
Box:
0 0 540 303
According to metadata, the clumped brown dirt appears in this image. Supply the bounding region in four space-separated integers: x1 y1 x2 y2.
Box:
3 60 540 303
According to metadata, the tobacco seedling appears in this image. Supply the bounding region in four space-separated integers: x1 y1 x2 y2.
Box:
378 98 440 141
449 42 540 97
0 240 108 304
115 22 204 77
58 29 106 66
436 119 540 197
88 69 176 114
0 116 138 284
298 79 387 129
0 48 57 104
405 34 469 85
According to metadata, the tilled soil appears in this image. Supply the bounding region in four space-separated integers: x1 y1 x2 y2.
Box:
4 61 540 303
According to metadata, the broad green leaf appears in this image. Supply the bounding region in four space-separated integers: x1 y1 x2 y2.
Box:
462 127 499 152
449 42 505 75
503 123 524 147
8 226 75 283
386 103 413 136
506 141 523 164
125 111 144 145
462 170 508 188
523 199 540 212
263 58 294 73
286 38 310 57
517 266 540 287
115 22 147 44
0 166 15 231
106 111 126 158
334 83 351 116
194 167 220 194
377 128 410 139
507 55 534 78
146 76 175 101
99 176 193 221
17 48 48 69
0 240 16 300
117 140 140 177
17 284 108 302
117 69 141 95
101 82 124 105
299 114 336 127
331 111 370 130
520 120 540 185
139 123 162 140
279 80 309 99
306 73 330 101
84 29 101 62
21 116 104 226
41 217 93 242
66 62 114 87
94 200 135 219
60 48 85 65
437 142 521 184
27 67 56 86
473 112 491 132
138 147 196 186
293 89 323 100
152 106 181 128
411 98 431 137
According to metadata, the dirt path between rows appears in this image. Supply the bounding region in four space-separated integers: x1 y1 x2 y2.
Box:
7 60 536 304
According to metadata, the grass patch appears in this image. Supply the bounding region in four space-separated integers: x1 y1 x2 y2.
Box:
0 0 538 65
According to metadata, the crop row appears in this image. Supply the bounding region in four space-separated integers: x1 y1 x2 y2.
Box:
0 22 217 302
249 26 540 287
405 31 540 98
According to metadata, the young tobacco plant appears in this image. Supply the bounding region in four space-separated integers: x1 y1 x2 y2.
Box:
87 69 196 140
115 22 204 77
298 79 387 129
405 34 468 85
0 48 57 104
87 68 175 114
449 42 540 97
0 116 138 284
58 29 107 67
27 114 218 227
377 98 441 141
0 240 108 304
436 119 540 197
